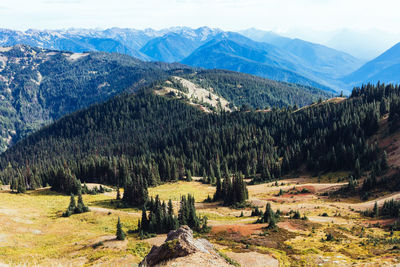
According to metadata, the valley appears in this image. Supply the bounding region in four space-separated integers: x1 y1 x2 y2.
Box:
0 71 397 266
1 0 400 265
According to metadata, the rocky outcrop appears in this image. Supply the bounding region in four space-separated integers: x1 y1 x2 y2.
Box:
139 225 231 267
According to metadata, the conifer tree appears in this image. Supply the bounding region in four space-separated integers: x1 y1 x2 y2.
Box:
75 193 89 213
10 178 17 192
262 202 275 224
214 175 222 201
374 201 379 218
140 207 149 232
168 199 174 216
381 151 389 171
116 186 121 200
354 158 361 179
116 217 126 240
82 182 89 194
178 195 188 225
17 176 26 193
186 170 192 182
123 175 148 207
63 194 76 217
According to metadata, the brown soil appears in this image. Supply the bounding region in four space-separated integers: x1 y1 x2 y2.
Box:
363 218 397 226
210 225 296 251
277 220 309 232
211 223 266 236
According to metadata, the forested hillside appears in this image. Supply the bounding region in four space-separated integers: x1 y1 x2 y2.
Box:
0 82 394 196
180 70 331 109
0 45 329 152
0 45 191 151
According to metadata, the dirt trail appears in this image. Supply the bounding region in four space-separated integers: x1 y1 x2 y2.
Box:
347 192 400 210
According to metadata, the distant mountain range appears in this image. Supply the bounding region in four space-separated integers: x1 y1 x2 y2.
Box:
1 27 399 92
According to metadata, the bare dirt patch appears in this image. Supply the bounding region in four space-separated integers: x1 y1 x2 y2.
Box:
225 250 279 267
277 221 304 232
68 53 89 61
363 218 397 227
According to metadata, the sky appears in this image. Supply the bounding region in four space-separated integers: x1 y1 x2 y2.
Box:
1 0 399 59
0 0 399 34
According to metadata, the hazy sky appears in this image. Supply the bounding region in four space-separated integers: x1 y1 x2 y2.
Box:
0 0 399 34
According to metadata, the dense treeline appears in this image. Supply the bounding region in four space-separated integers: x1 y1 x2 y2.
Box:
0 45 327 153
138 194 207 235
213 173 248 206
0 83 398 196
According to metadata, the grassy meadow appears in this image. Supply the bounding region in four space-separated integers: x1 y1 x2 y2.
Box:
0 177 399 266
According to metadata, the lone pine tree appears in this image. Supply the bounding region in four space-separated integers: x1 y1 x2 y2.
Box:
116 217 126 240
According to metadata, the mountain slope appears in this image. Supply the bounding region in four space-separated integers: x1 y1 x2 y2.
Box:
140 33 202 62
279 38 364 78
181 39 334 92
240 28 364 73
342 42 400 87
179 70 332 108
0 45 187 151
0 82 387 194
140 27 222 62
239 28 293 46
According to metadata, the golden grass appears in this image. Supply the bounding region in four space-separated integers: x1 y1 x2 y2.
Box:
148 180 215 202
0 179 399 266
0 189 143 266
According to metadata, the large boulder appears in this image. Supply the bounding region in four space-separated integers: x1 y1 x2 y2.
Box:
139 225 231 267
